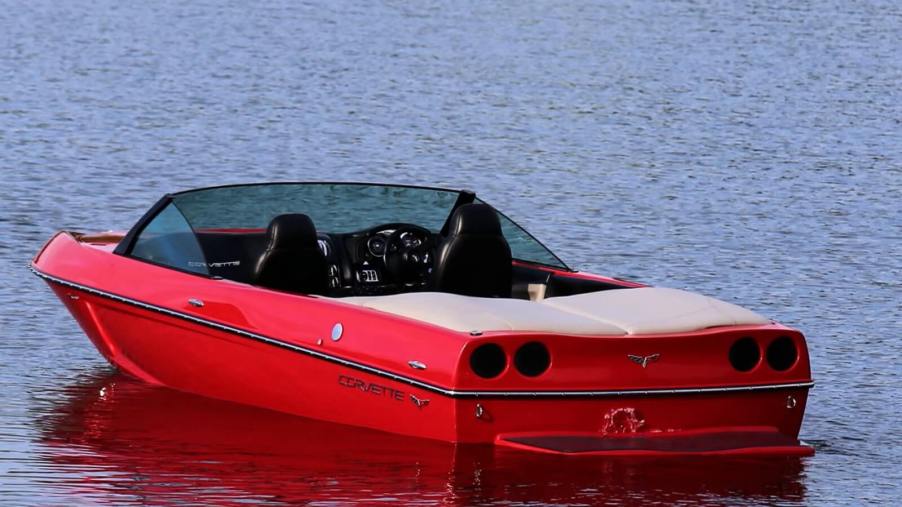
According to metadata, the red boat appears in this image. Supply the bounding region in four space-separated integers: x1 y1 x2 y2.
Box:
32 182 814 456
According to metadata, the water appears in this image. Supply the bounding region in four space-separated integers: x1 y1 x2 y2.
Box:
1 0 899 504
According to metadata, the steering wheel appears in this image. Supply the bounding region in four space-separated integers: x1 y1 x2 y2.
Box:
383 224 434 284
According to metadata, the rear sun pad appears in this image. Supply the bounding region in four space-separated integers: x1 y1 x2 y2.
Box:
336 288 769 336
497 429 811 456
540 287 770 335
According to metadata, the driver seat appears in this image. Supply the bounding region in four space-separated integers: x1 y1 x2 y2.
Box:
431 204 512 298
253 214 329 294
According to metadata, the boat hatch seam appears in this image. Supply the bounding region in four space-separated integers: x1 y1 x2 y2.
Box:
31 265 815 399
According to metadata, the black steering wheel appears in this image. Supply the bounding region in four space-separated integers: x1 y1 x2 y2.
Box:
383 224 434 284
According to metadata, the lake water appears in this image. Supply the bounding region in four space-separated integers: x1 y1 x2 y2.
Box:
1 0 900 505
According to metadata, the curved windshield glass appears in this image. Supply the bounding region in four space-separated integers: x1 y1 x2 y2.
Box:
130 203 210 275
127 183 567 271
171 183 459 233
484 202 567 269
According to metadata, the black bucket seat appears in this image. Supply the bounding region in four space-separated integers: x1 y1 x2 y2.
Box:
431 204 512 297
253 214 329 294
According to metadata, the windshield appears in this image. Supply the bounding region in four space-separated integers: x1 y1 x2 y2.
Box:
172 183 460 233
127 182 567 270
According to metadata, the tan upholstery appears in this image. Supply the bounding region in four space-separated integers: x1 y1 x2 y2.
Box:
334 288 769 336
337 292 626 335
542 288 770 335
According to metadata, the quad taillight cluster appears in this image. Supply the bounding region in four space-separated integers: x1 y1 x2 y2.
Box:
470 336 799 378
729 336 799 372
470 342 551 379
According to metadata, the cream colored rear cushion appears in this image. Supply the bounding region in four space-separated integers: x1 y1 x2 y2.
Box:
338 292 626 335
334 288 768 335
541 287 770 335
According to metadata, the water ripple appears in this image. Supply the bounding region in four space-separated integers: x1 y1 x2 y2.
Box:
1 0 900 505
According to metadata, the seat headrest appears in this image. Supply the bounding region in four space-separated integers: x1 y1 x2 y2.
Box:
447 204 503 236
266 214 318 249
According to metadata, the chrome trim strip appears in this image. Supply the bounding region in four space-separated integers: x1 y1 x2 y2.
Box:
32 266 815 399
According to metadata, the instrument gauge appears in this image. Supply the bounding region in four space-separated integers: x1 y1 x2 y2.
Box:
367 236 387 256
400 232 421 248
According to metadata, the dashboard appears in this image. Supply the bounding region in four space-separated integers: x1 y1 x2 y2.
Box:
316 223 436 296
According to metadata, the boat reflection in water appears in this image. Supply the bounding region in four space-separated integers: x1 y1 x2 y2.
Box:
36 370 808 506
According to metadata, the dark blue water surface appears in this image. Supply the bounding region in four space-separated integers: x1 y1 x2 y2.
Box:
1 1 900 505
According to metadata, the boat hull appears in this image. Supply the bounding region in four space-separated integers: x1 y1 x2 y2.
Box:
35 231 813 455
44 281 810 454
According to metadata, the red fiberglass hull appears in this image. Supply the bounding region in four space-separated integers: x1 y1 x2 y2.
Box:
33 231 814 455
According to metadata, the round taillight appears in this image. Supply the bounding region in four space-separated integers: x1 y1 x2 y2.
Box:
470 343 506 379
729 337 760 372
514 342 551 377
767 336 798 371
